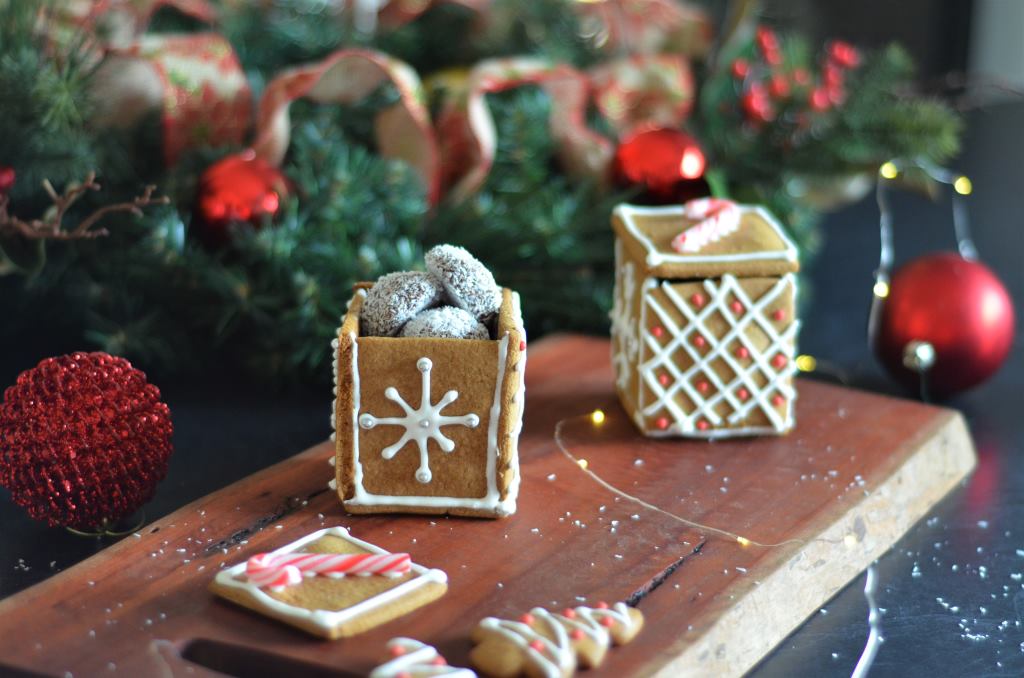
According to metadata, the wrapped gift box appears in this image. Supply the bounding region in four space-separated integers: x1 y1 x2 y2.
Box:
610 202 800 438
333 285 526 517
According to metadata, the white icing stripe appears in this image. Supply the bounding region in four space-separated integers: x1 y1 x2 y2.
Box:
212 527 447 634
370 638 477 678
611 238 639 393
614 203 798 268
348 333 514 512
672 199 742 253
636 272 798 436
480 608 575 678
358 357 480 484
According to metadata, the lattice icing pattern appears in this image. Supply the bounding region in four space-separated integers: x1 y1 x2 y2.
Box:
637 273 798 437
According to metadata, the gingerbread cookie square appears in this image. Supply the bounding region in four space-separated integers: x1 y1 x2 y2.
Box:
334 287 526 518
209 527 447 639
611 202 800 438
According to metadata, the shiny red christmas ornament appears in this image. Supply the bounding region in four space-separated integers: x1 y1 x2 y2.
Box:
613 128 708 204
875 253 1015 397
0 352 173 530
0 166 14 194
194 150 289 247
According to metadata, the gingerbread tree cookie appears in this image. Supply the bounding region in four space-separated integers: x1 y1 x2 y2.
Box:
611 199 800 438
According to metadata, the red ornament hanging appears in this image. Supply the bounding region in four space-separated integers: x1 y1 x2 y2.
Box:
874 253 1015 397
193 150 289 248
613 128 708 204
0 352 174 531
0 166 14 194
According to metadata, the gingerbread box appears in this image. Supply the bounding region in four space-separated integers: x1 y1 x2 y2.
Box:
333 285 526 518
610 201 800 438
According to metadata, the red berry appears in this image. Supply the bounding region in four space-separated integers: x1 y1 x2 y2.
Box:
768 74 790 98
656 417 669 430
731 59 750 79
741 86 775 122
829 40 861 68
827 85 847 106
763 48 782 66
809 88 830 111
823 64 844 89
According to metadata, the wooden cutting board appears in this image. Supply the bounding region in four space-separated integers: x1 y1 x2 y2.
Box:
0 335 975 678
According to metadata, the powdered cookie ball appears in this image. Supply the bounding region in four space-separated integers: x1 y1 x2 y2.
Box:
361 271 443 336
400 306 490 340
425 245 502 320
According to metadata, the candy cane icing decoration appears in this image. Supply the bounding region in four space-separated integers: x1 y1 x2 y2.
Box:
245 551 411 589
671 198 742 253
370 638 476 678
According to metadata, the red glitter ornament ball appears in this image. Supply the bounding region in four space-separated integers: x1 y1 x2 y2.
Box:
0 352 174 530
194 150 289 248
613 128 708 204
875 253 1015 397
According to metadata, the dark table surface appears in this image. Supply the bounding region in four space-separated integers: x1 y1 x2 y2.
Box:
2 102 1022 677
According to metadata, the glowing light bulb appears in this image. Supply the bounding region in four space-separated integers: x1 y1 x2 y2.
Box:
591 409 606 425
577 459 589 470
737 536 751 547
953 175 973 195
795 354 817 372
679 148 706 180
879 162 898 179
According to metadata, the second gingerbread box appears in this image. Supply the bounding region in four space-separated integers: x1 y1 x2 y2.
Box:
610 200 800 439
333 285 526 518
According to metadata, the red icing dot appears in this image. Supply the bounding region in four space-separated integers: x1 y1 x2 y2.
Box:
563 608 577 618
772 394 785 407
737 387 750 401
692 335 706 348
431 657 447 666
730 300 744 315
390 645 407 657
656 417 669 430
651 326 664 338
397 672 412 678
600 617 615 627
658 373 670 387
772 354 788 369
696 420 710 431
571 628 585 640
690 293 706 308
735 346 750 359
696 380 710 394
529 640 546 652
772 309 786 322
596 601 609 609
519 340 527 351
520 613 535 625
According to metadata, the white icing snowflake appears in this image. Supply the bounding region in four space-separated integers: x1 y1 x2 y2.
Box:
359 357 480 484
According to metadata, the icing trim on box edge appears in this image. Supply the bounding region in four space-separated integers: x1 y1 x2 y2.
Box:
212 526 447 633
613 203 799 268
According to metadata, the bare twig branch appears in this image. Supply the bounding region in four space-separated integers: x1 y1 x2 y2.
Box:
0 173 169 242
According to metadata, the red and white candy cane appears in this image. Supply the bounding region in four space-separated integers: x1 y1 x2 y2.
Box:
671 198 742 253
245 551 412 589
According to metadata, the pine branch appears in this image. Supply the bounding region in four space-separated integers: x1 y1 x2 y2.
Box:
0 174 168 241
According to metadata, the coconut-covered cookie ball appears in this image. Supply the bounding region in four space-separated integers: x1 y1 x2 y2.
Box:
360 271 443 336
425 245 502 320
400 306 490 340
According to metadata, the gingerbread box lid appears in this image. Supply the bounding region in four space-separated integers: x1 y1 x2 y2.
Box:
611 201 800 279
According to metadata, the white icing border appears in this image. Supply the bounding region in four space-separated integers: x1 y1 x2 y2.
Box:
613 203 799 269
212 527 447 634
345 293 523 515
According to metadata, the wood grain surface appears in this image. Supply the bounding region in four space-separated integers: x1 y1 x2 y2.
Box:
0 335 976 678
